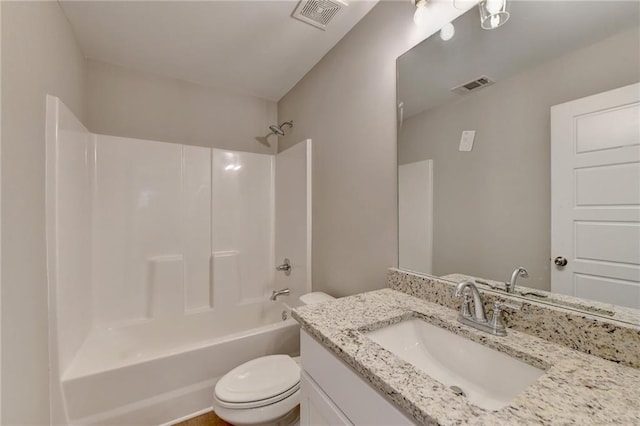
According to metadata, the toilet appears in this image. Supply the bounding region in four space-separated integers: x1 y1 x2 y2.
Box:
212 292 335 426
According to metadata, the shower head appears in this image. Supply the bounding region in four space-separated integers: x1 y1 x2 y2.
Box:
269 121 293 136
269 125 285 136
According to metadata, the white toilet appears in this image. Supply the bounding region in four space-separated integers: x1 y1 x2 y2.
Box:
212 292 335 426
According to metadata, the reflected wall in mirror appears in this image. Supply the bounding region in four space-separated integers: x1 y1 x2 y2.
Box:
397 1 640 319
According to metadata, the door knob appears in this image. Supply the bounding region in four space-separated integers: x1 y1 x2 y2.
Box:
554 256 568 267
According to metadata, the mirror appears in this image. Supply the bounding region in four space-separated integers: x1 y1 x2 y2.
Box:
396 1 640 324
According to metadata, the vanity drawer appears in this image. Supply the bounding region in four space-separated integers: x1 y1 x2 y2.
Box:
300 371 352 426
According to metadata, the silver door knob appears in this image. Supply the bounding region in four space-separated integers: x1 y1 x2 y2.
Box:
554 256 568 267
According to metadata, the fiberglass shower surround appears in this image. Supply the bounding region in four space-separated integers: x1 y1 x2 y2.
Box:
91 142 274 323
45 96 311 424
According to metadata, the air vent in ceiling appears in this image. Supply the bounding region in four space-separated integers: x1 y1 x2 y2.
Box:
451 76 495 95
292 0 348 31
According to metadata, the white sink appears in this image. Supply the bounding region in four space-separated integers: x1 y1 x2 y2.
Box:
365 319 545 411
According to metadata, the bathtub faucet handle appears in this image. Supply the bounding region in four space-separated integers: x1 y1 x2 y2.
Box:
276 258 292 276
270 288 291 301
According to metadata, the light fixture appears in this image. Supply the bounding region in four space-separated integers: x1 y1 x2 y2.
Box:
413 0 428 26
439 23 455 41
478 0 510 30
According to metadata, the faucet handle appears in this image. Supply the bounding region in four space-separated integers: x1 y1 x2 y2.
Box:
460 293 472 318
489 300 522 336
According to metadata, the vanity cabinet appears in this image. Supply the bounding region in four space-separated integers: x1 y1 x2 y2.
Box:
300 371 351 425
299 331 414 426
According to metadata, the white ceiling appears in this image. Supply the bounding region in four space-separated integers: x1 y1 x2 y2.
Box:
60 0 378 101
398 1 640 119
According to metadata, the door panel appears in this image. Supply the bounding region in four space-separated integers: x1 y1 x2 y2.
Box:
575 103 640 153
575 163 640 205
551 83 640 309
575 274 640 308
575 222 640 265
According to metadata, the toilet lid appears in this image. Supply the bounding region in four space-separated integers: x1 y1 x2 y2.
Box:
215 355 300 404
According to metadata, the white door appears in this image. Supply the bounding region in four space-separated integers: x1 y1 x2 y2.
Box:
551 83 640 308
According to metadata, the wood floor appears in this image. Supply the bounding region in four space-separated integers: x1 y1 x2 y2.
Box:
174 411 232 426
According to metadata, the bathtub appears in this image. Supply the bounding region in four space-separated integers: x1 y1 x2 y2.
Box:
61 301 300 425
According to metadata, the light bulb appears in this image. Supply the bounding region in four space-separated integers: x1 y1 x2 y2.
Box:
485 0 503 14
413 2 428 26
489 14 500 29
479 0 509 30
439 23 455 41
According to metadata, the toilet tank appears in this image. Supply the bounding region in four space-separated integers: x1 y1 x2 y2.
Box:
279 292 335 322
299 292 334 305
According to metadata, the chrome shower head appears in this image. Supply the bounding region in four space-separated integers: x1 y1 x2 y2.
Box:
269 121 293 136
269 125 285 136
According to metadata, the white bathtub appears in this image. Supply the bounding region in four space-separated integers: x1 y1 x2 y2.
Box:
61 302 300 425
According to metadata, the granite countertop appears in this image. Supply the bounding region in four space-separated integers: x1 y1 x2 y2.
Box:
292 289 640 425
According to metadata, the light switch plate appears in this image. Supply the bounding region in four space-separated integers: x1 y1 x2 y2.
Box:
459 130 476 151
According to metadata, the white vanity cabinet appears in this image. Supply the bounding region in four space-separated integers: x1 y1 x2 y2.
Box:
299 331 415 426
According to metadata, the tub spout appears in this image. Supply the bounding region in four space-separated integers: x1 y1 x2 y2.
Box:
270 288 290 301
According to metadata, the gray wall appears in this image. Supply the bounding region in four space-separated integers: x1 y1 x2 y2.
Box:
85 59 278 154
277 2 470 297
399 27 640 290
1 2 86 423
0 1 479 420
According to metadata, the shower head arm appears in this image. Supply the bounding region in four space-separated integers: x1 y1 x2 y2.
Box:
269 120 294 136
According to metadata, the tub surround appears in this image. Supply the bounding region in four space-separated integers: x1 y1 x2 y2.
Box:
388 268 640 369
45 97 313 425
292 289 640 425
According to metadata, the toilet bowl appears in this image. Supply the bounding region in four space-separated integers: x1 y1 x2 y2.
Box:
212 292 334 426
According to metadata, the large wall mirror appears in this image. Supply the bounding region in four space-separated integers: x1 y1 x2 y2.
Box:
397 1 640 324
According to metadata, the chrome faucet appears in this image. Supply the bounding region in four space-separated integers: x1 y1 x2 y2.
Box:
454 280 488 322
270 288 290 301
453 280 521 336
506 267 528 293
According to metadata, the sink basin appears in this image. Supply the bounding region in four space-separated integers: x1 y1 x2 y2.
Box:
365 319 545 411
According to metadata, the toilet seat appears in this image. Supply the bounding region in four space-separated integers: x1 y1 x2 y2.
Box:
213 355 301 425
215 354 300 404
214 381 300 409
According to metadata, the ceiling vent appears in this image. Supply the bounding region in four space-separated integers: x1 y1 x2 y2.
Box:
292 0 348 31
451 76 495 95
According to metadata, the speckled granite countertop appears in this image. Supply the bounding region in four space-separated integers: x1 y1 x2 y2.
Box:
292 289 640 425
